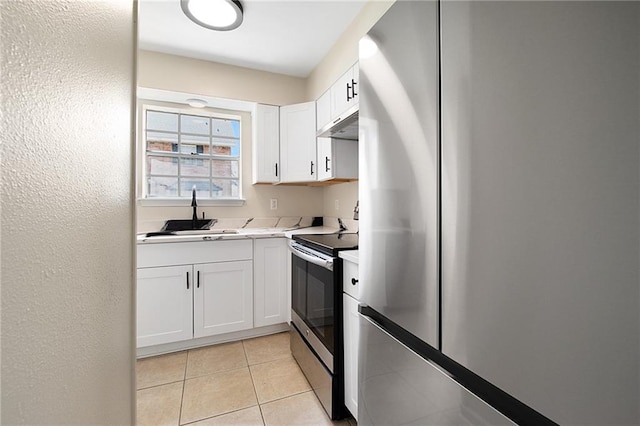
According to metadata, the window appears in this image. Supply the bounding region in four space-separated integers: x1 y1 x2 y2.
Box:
143 107 241 200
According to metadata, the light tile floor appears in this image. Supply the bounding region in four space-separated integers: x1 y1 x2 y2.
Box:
136 332 357 426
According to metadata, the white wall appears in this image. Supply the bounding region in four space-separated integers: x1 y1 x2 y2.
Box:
139 50 308 106
1 0 135 424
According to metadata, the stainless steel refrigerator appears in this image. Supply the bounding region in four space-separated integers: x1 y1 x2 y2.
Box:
358 1 639 425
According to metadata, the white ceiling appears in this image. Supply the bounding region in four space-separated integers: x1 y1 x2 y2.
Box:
138 0 367 78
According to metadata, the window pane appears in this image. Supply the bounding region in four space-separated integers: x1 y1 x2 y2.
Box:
144 107 241 200
212 118 239 136
180 158 210 177
212 159 239 178
181 135 210 155
180 178 210 198
212 179 239 198
147 111 178 132
148 155 178 175
212 137 238 156
181 115 210 135
148 176 178 197
146 132 178 154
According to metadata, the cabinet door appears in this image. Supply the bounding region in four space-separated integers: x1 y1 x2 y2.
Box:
193 260 253 338
252 104 280 184
137 265 193 348
317 137 359 182
316 90 331 131
253 238 289 327
280 101 317 182
351 62 359 108
343 292 359 420
330 65 358 120
316 137 333 181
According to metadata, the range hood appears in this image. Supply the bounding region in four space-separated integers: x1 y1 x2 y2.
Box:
317 104 359 140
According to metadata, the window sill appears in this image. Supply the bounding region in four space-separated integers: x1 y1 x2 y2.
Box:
137 198 246 207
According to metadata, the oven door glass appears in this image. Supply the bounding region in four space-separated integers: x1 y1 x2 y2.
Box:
291 253 335 354
306 262 335 354
291 253 307 321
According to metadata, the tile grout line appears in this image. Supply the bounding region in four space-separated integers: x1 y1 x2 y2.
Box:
243 338 267 425
258 388 315 407
177 350 190 426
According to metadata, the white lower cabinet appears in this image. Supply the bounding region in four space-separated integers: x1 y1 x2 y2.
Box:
137 265 193 348
193 260 253 338
341 253 360 420
343 293 360 420
253 238 289 327
136 239 254 349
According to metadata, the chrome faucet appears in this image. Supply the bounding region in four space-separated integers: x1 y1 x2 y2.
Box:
353 200 359 220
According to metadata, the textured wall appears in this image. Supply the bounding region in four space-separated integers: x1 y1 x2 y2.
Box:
1 0 135 424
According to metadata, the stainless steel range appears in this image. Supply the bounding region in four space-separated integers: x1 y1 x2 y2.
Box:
288 233 358 420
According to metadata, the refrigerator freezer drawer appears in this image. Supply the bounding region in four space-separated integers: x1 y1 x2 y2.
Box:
359 314 512 426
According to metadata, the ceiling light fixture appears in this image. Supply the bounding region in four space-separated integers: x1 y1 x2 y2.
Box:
181 0 244 31
186 98 208 108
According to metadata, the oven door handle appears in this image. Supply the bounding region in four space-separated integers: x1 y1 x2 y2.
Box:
288 241 334 271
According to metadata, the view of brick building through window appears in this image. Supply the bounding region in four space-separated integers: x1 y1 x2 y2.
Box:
145 108 241 199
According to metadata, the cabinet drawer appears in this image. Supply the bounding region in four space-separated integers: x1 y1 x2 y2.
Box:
137 239 253 268
342 260 360 300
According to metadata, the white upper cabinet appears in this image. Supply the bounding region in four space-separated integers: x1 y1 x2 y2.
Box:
317 63 360 133
330 63 359 121
316 90 331 131
316 137 359 182
280 101 317 183
252 104 280 184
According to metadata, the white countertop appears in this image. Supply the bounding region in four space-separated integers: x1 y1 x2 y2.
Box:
136 226 342 244
339 249 359 264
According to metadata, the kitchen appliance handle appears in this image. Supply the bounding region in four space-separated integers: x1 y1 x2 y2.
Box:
287 241 334 271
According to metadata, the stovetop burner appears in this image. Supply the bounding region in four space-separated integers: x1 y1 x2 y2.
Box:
293 233 358 256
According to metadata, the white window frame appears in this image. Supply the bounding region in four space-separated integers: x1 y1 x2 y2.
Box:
138 102 245 207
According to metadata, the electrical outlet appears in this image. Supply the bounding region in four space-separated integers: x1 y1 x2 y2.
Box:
270 198 278 210
335 199 339 210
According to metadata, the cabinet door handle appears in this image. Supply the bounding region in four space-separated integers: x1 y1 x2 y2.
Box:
275 163 278 177
346 82 352 101
310 161 315 176
186 271 190 289
325 156 330 172
351 278 358 285
351 79 358 98
197 271 200 289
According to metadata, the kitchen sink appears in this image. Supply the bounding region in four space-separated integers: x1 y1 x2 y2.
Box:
161 219 213 232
